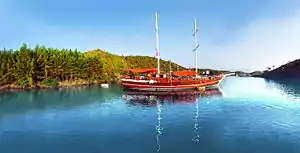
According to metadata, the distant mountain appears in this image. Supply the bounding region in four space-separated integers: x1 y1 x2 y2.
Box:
250 71 264 77
190 68 231 75
262 59 300 79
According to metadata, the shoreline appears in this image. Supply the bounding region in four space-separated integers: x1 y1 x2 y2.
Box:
0 80 121 93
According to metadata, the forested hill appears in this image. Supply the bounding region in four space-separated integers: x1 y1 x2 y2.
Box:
0 44 233 89
0 44 187 88
85 50 227 74
262 59 300 79
85 49 186 73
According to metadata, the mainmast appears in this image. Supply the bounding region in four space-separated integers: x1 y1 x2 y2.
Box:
193 19 199 77
155 12 160 75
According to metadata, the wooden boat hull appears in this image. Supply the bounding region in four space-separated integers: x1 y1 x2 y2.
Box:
123 87 222 96
120 73 235 92
122 79 220 91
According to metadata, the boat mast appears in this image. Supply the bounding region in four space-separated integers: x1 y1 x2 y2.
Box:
193 19 199 77
155 12 160 75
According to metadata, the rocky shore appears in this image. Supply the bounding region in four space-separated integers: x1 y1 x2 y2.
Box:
261 59 300 79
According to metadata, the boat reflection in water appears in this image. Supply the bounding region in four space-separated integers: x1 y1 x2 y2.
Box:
122 88 223 106
122 88 223 152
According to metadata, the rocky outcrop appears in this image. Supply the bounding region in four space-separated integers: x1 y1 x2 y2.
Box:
262 59 300 79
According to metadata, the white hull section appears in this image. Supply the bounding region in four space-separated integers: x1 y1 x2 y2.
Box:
121 79 157 83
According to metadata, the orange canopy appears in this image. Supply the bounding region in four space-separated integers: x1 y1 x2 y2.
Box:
126 68 157 73
173 71 197 76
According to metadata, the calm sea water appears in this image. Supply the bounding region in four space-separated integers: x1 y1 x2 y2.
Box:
1 76 300 153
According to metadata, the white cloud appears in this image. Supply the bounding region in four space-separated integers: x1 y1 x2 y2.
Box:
200 10 300 72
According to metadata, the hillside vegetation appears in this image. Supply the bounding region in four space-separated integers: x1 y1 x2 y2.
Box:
0 44 193 89
0 44 105 89
84 50 186 75
262 59 300 79
0 44 232 90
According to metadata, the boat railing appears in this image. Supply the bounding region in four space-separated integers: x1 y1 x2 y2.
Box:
122 73 223 85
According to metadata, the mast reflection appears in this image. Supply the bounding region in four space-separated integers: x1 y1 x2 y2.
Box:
122 88 223 151
156 100 163 152
192 98 199 143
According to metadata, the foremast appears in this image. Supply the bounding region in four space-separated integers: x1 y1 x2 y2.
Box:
155 12 160 75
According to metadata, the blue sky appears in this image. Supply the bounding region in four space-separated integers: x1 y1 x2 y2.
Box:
1 0 300 72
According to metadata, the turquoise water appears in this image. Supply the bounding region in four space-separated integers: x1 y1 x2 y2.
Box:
1 76 300 153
